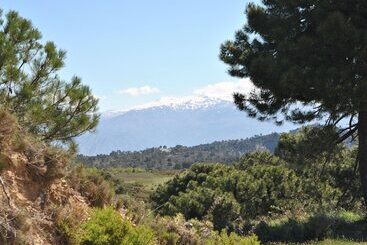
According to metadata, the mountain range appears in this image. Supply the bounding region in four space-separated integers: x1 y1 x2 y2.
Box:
77 96 297 156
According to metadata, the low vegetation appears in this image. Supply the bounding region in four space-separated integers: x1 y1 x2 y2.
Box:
1 103 366 244
149 127 365 244
99 167 176 200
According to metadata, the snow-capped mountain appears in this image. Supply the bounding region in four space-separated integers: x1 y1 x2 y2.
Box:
77 96 297 155
102 96 230 118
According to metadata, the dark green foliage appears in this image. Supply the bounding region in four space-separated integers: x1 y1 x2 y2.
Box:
235 153 303 217
0 10 99 143
254 212 367 243
169 187 216 220
209 193 241 231
151 152 303 231
275 126 341 165
220 0 367 206
151 128 362 232
220 1 366 125
276 126 362 209
79 133 280 169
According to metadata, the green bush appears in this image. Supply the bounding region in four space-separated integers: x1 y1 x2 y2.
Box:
79 207 130 245
122 225 156 245
205 230 260 245
209 193 241 231
151 127 363 232
78 207 156 245
236 152 303 218
275 126 340 165
276 126 362 210
151 153 303 230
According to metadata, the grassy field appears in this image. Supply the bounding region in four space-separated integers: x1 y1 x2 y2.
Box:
101 167 178 201
103 167 176 189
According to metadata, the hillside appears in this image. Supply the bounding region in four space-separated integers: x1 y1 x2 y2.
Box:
0 111 90 244
78 132 280 169
77 96 295 155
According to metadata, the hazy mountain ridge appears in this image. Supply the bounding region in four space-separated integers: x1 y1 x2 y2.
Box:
77 96 296 155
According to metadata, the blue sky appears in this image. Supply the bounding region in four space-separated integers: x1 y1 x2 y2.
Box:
2 1 257 112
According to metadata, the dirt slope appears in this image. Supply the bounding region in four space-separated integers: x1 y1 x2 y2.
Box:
0 111 89 245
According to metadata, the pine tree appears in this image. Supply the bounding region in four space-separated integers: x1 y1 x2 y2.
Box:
0 10 99 143
220 1 367 205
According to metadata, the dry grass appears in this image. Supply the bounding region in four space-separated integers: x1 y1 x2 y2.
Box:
0 110 92 244
0 204 31 245
67 165 114 207
0 109 17 148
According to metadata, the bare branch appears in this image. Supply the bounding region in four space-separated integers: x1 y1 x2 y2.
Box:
0 176 11 207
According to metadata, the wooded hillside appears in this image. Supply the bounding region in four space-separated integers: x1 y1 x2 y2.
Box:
78 133 280 169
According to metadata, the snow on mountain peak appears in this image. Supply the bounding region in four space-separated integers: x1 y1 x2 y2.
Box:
138 95 228 110
102 79 256 118
102 95 230 118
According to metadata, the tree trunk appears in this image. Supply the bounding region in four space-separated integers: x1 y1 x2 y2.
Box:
358 110 367 206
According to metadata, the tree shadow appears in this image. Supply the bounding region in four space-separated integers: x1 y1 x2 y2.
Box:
253 214 367 243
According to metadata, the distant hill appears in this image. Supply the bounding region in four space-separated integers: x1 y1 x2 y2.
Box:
77 96 296 155
78 132 280 169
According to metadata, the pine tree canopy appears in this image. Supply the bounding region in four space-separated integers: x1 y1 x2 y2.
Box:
220 0 367 128
0 10 99 143
220 1 367 206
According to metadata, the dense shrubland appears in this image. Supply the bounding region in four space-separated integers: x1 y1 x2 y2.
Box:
150 127 365 243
